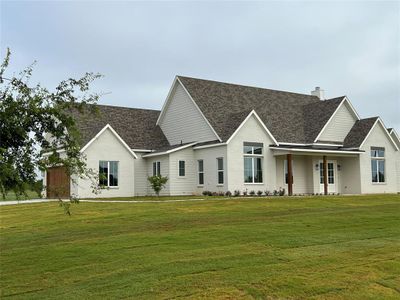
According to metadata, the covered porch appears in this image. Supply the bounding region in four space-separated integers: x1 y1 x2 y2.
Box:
271 146 363 195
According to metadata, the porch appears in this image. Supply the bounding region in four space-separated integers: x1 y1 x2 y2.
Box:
271 146 363 195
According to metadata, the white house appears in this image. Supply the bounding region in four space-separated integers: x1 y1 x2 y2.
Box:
44 76 400 198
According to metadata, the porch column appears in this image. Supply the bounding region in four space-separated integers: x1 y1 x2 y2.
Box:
287 154 293 196
323 155 328 195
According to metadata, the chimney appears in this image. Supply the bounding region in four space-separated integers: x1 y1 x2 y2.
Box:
311 87 324 100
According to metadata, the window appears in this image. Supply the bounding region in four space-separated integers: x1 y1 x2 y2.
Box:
243 143 263 183
371 147 385 183
284 159 294 184
198 160 204 185
319 162 335 184
153 161 161 176
179 160 185 177
217 158 224 185
99 161 118 187
319 162 324 184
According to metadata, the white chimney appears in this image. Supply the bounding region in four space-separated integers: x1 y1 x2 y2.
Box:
311 87 325 100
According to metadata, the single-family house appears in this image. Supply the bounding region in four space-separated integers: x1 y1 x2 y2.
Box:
44 76 400 198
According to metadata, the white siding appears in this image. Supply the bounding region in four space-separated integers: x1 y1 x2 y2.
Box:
159 82 218 145
318 102 357 142
77 128 135 198
194 146 227 194
359 122 398 193
226 115 276 193
133 153 148 196
169 148 197 195
146 155 170 195
337 157 361 194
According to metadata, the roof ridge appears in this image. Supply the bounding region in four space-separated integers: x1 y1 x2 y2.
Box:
177 75 320 99
94 103 161 113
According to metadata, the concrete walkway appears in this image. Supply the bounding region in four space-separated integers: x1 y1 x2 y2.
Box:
0 198 207 206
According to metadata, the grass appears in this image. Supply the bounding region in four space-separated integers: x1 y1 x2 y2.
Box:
1 194 399 299
1 190 41 201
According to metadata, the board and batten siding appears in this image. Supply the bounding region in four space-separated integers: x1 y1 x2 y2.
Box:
359 122 398 193
226 114 276 193
318 102 357 142
159 82 218 145
77 128 135 198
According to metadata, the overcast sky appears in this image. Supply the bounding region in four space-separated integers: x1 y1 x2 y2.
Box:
1 1 399 132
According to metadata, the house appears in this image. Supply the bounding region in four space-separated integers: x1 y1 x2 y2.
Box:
44 76 400 198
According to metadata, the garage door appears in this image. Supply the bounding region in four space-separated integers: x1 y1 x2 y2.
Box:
46 166 70 198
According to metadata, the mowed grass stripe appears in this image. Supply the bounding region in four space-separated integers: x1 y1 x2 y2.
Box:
1 195 399 299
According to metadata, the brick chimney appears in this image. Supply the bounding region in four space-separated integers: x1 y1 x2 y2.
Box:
311 87 324 100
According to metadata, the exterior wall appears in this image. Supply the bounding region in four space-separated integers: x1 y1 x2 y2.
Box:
193 145 227 194
226 115 276 193
276 156 314 194
134 152 149 196
77 128 135 198
389 131 400 192
169 148 197 195
146 155 170 195
159 82 218 145
337 157 361 194
318 102 357 142
359 122 398 193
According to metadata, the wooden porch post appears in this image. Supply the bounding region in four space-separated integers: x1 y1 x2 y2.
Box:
287 154 293 196
323 155 328 195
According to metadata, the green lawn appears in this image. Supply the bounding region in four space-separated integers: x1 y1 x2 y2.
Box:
2 190 41 201
1 195 399 299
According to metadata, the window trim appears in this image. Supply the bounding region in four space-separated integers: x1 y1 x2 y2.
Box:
371 147 385 184
178 160 185 177
99 160 119 188
243 143 264 184
198 159 204 186
153 161 161 176
217 157 224 185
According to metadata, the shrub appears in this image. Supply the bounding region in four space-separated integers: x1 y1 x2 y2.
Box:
279 188 285 196
212 192 218 196
147 175 168 196
249 190 256 196
202 190 212 196
243 190 248 196
225 191 232 197
273 190 279 196
257 190 263 197
218 191 225 197
264 190 271 196
234 190 241 197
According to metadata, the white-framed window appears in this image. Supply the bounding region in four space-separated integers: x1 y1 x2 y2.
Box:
198 160 204 185
99 161 119 187
179 160 185 177
284 159 294 184
319 162 334 184
152 161 161 176
371 147 385 183
217 158 224 185
244 143 263 183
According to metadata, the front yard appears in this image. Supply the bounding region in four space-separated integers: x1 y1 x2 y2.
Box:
1 195 399 299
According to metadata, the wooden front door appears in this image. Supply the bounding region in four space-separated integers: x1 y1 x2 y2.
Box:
46 166 70 198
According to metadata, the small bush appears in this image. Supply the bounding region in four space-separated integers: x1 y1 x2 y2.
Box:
249 190 256 196
202 190 213 196
264 190 271 196
279 188 285 196
243 190 248 196
257 190 263 196
212 192 218 196
218 191 225 197
273 190 278 196
234 190 241 197
225 191 232 197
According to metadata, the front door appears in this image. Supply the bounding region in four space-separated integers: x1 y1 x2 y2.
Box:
319 160 337 193
46 166 70 198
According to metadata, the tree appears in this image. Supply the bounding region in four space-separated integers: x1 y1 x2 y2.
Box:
147 175 168 197
0 48 101 211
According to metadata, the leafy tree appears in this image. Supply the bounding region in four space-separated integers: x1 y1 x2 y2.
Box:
0 48 101 212
147 175 168 197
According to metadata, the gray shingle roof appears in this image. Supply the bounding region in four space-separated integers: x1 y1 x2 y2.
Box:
69 104 170 150
343 117 378 148
177 76 344 143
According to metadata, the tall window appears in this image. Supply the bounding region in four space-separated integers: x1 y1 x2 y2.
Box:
217 158 224 185
198 160 204 185
319 162 334 184
244 143 263 183
179 160 185 177
99 161 118 187
371 147 385 183
284 159 294 184
153 161 161 176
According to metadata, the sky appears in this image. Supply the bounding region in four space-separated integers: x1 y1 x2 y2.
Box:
1 1 399 132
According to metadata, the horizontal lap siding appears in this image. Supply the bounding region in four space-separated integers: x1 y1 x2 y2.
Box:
146 155 170 195
159 82 217 145
318 102 357 143
134 153 148 196
169 148 197 195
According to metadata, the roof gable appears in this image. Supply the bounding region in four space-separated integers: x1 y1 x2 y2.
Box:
177 76 347 144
